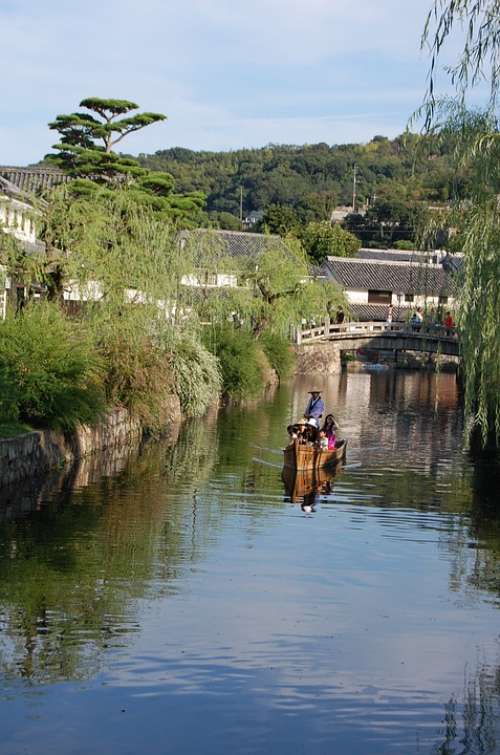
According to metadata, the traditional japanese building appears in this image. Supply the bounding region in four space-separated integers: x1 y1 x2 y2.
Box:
0 176 46 318
321 247 462 321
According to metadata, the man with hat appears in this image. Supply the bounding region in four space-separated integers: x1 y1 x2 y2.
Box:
304 390 324 428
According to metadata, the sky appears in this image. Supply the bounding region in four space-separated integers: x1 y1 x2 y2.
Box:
1 0 453 165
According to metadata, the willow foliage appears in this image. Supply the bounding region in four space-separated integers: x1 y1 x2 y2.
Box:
179 230 347 338
421 1 500 448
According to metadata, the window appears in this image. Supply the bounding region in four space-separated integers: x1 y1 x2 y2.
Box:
439 295 448 304
368 289 392 304
405 293 414 303
202 272 217 286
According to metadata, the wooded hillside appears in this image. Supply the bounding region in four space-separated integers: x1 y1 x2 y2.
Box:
137 133 465 227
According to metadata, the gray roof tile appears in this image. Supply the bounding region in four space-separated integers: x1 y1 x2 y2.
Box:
181 229 291 261
323 256 457 296
0 167 70 195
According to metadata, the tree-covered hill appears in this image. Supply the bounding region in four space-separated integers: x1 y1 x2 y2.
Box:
137 133 464 227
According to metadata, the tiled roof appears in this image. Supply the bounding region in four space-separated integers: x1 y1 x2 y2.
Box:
323 256 457 296
0 175 24 199
180 229 291 261
0 167 70 195
349 303 409 322
357 248 435 263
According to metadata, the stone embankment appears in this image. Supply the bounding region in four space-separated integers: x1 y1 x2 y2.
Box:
294 342 341 374
0 396 181 489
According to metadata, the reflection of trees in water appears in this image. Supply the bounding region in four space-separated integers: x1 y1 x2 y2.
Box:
433 660 500 755
0 420 219 684
445 462 500 603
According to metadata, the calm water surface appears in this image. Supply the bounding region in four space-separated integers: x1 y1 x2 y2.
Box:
0 372 499 755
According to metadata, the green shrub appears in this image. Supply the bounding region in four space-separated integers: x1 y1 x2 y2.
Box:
0 367 21 424
0 303 105 430
96 317 173 432
170 336 221 417
394 240 416 250
261 332 295 379
204 327 264 399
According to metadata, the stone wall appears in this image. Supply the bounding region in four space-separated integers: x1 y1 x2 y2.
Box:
0 398 181 489
294 342 341 374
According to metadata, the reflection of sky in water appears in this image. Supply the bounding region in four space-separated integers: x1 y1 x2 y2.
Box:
0 372 499 755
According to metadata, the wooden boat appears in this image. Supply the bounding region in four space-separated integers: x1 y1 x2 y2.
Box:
283 438 347 471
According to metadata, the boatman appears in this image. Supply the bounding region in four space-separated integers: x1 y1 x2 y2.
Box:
304 390 324 428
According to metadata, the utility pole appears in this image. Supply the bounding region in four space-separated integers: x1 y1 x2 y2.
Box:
352 164 357 213
239 186 243 229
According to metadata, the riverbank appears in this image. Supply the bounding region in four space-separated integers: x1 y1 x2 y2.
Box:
0 363 280 489
0 408 142 488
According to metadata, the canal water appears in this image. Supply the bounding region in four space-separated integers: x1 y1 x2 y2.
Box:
0 372 499 755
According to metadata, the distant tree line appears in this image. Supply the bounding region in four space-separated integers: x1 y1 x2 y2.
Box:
137 133 469 249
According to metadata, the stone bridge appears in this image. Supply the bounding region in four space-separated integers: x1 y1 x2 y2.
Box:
294 321 460 374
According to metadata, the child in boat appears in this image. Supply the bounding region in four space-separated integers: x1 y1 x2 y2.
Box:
318 430 329 451
287 424 298 440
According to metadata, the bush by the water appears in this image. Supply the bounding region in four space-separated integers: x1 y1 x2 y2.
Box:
170 335 221 417
260 332 295 379
0 304 105 430
204 327 264 399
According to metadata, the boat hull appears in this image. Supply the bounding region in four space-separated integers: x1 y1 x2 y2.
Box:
283 439 347 471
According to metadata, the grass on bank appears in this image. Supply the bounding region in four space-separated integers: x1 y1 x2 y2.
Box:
260 332 295 380
0 421 33 439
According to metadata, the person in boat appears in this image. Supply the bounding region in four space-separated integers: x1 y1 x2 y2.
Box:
301 421 319 446
322 414 337 450
304 390 324 428
287 424 299 440
295 420 307 444
318 430 329 451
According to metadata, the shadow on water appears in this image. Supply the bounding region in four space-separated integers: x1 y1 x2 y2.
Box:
0 371 499 754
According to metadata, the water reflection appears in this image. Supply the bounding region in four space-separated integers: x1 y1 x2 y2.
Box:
0 371 499 755
282 464 340 506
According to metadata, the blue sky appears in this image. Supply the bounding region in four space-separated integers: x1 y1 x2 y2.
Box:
2 0 451 165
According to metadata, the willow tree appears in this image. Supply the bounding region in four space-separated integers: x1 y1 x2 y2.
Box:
421 0 500 450
180 230 347 338
37 187 220 424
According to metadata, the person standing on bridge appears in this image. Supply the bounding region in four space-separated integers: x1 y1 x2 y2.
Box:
443 311 454 330
304 390 324 429
411 307 423 332
386 303 394 324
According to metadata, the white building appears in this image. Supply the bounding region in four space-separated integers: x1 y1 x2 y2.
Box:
179 229 292 289
0 176 46 318
321 247 462 321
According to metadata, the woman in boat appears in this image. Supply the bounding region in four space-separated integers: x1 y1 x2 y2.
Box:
322 414 338 450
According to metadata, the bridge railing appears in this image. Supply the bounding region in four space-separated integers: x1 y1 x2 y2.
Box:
295 320 458 345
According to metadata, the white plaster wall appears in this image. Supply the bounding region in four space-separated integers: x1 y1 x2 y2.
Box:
346 289 369 304
216 273 238 287
181 273 238 288
0 197 37 243
64 280 103 302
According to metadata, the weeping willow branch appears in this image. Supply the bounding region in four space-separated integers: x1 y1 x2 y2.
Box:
420 1 500 449
422 0 500 125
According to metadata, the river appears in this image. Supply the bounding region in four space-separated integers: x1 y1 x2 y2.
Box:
0 371 499 755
